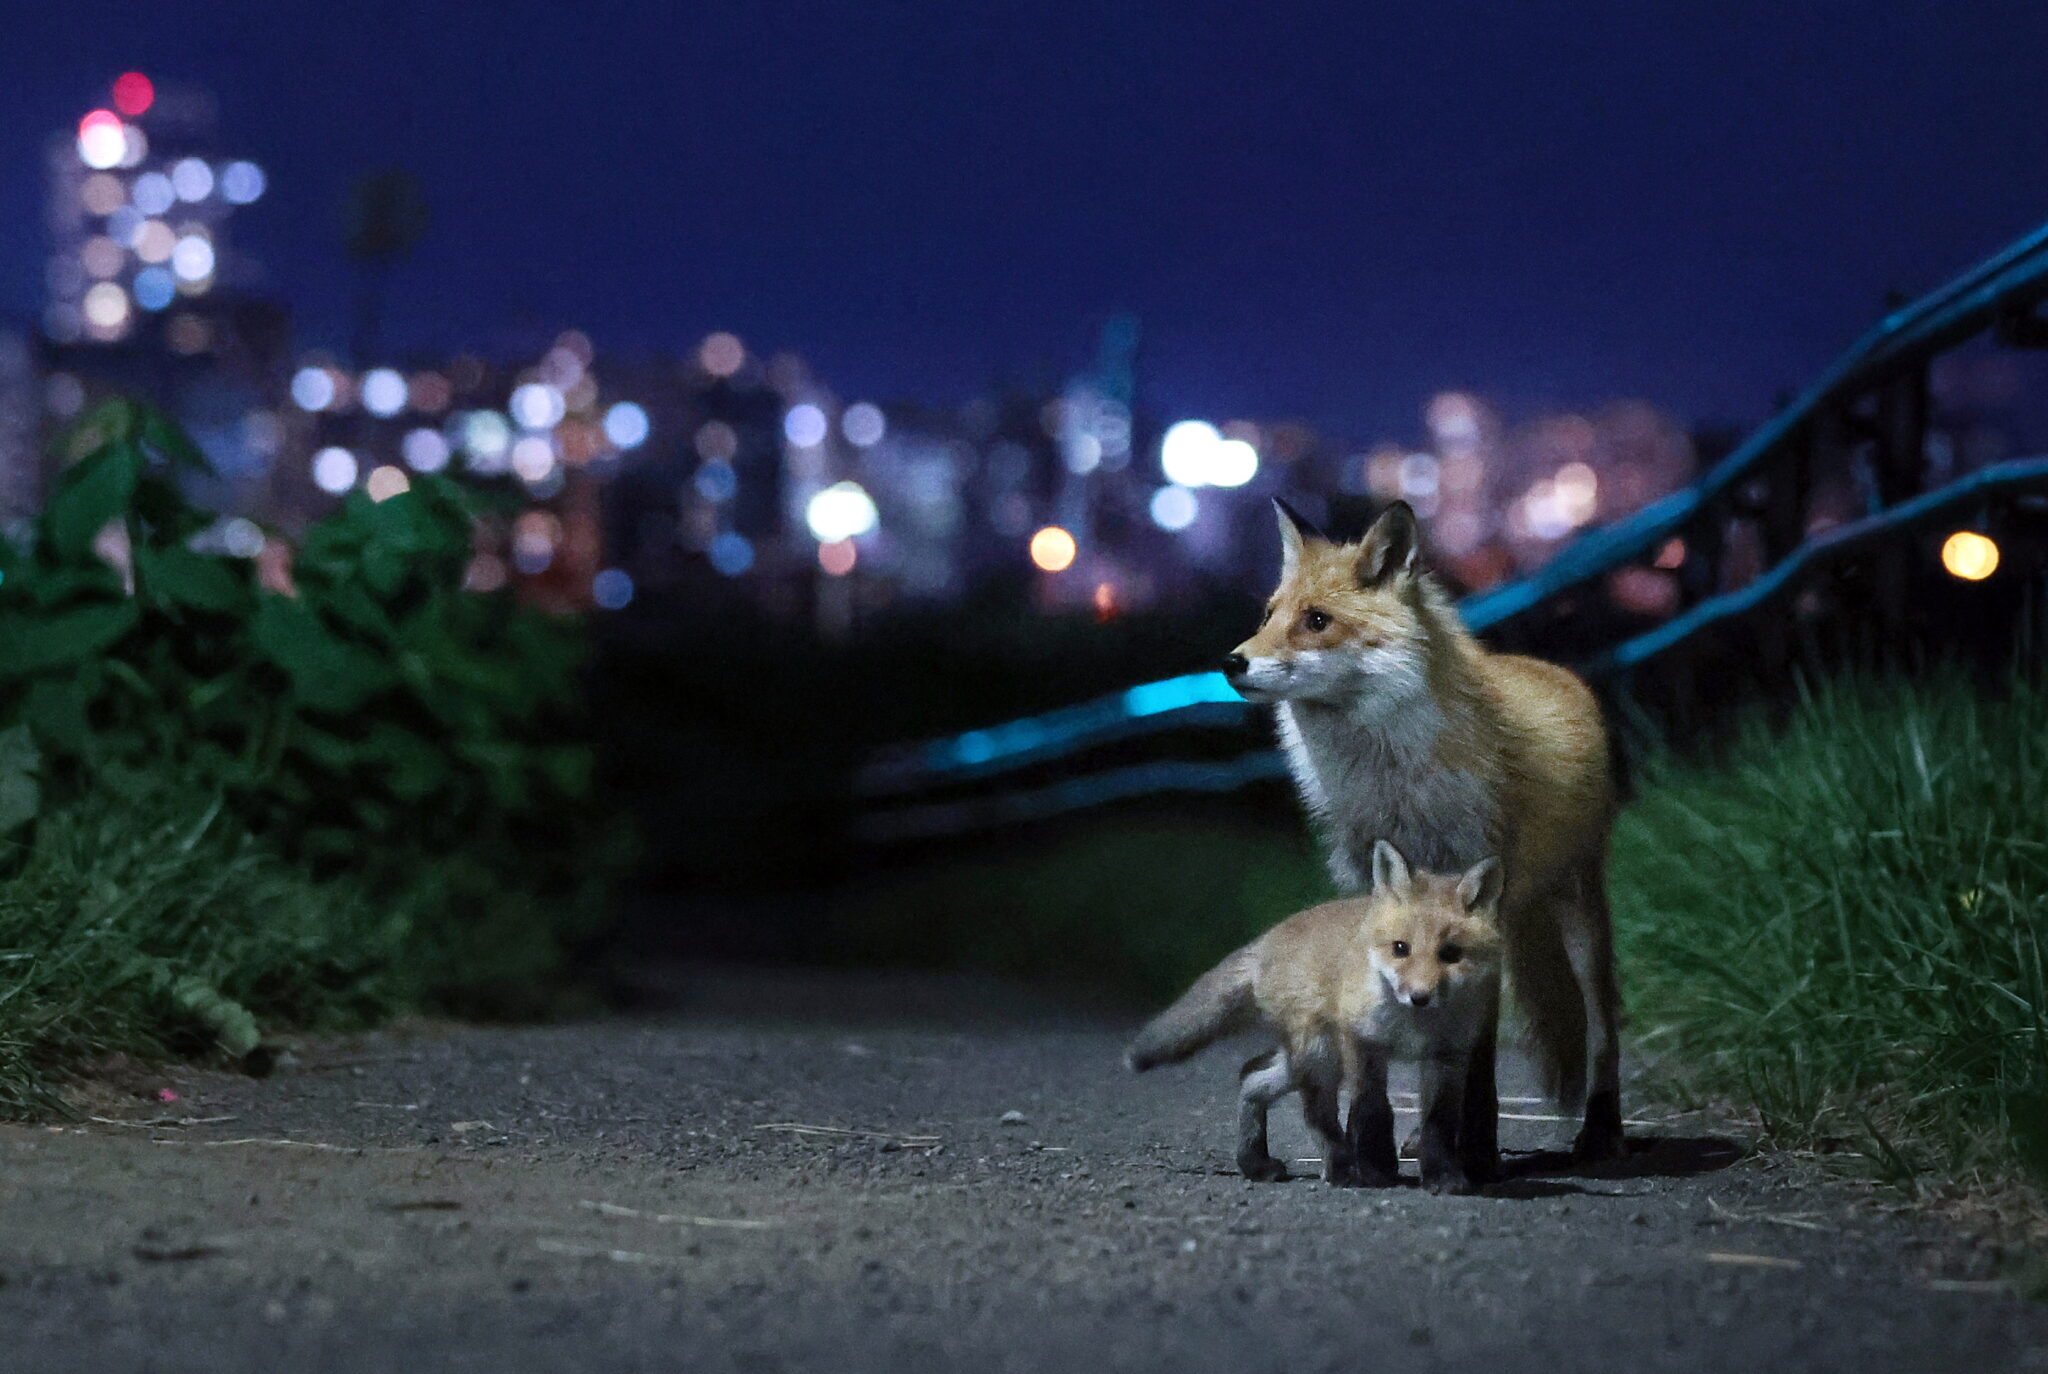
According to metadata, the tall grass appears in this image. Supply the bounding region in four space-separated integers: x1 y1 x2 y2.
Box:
0 774 411 1115
1611 670 2048 1189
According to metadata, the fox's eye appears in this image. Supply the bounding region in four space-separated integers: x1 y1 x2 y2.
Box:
1303 609 1331 633
1439 945 1462 964
1259 604 1275 626
1390 940 1409 958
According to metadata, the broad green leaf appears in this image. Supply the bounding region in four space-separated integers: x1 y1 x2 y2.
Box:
135 546 249 614
0 600 139 678
250 597 392 713
44 442 142 560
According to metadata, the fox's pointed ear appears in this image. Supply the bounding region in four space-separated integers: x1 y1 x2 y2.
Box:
1370 840 1413 897
1357 501 1419 587
1456 857 1504 913
1272 497 1321 578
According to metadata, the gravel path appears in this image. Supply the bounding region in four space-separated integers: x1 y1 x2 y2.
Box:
1 965 2042 1373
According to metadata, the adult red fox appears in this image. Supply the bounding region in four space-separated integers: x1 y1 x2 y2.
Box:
1218 499 1623 1162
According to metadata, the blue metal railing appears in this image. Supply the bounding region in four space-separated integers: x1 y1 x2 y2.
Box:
856 219 2048 824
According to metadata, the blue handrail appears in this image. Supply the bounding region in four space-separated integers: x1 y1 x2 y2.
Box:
857 219 2048 802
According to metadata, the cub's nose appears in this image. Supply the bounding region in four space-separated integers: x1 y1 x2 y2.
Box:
1407 990 1432 1008
1221 653 1250 678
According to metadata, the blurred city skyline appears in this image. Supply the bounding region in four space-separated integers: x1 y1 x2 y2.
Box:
7 3 2048 442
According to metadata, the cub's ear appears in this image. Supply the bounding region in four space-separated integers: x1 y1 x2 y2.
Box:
1357 500 1419 587
1456 857 1504 913
1273 497 1322 579
1370 839 1413 897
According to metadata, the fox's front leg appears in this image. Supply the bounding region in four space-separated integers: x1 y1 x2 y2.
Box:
1345 1041 1399 1187
1458 991 1501 1185
1418 1053 1477 1195
1236 1049 1292 1182
1295 1036 1359 1186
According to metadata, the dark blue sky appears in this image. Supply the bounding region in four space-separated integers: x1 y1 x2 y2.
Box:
5 2 2046 440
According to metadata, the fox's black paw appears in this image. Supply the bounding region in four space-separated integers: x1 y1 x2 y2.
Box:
1422 1166 1477 1196
1459 1150 1500 1185
1571 1091 1628 1164
1354 1164 1401 1189
1238 1154 1290 1183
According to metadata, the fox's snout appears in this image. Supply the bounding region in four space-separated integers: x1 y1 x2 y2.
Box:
1221 652 1249 680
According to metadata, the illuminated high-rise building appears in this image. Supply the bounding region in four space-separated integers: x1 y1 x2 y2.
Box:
44 73 268 349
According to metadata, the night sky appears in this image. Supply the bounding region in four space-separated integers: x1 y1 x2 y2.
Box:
5 2 2047 440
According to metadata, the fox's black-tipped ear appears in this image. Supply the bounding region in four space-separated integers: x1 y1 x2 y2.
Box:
1456 857 1504 913
1272 497 1321 577
1357 500 1419 587
1370 839 1413 897
1269 497 1318 577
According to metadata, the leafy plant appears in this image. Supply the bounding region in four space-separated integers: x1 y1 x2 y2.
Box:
0 399 625 1110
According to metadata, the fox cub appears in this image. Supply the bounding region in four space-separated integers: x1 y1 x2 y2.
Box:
1127 841 1504 1194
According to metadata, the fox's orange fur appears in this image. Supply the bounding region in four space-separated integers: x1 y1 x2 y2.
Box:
1127 843 1505 1192
1220 499 1624 1160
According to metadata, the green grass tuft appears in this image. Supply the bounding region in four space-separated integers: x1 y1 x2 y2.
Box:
0 774 409 1116
1611 669 2048 1192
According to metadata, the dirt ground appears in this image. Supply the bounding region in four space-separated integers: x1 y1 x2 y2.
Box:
3 965 2044 1373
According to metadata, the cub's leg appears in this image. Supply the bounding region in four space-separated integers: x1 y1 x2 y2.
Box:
1344 1039 1400 1187
1236 1048 1293 1182
1294 1035 1358 1186
1418 1052 1476 1195
1458 987 1501 1184
1561 866 1626 1163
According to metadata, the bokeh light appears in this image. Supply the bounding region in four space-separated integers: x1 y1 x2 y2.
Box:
592 568 635 610
130 171 174 215
133 267 175 312
112 72 155 117
170 157 214 202
699 332 746 377
806 481 879 542
1160 420 1221 487
695 420 739 462
603 401 650 449
366 466 411 503
694 460 738 503
1030 525 1078 572
1941 531 1999 581
81 281 130 331
842 402 887 448
1149 484 1199 531
462 411 513 471
511 436 558 484
170 234 215 283
77 111 126 170
510 382 565 431
220 161 266 205
709 531 755 576
818 539 858 576
312 447 359 494
80 236 125 279
402 428 451 473
361 368 408 418
291 367 337 411
783 403 829 448
81 173 127 216
133 219 175 263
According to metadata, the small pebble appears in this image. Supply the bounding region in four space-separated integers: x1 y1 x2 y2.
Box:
999 1110 1028 1126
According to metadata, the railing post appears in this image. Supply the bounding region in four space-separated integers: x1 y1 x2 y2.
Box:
1872 366 1930 659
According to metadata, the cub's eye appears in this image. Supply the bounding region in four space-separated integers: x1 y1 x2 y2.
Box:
1390 941 1410 958
1303 609 1332 633
1439 945 1463 964
1259 604 1275 626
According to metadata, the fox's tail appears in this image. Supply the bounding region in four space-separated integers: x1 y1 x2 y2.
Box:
1503 900 1589 1113
1125 944 1261 1072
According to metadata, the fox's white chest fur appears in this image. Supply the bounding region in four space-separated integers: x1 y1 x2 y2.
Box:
1276 695 1498 893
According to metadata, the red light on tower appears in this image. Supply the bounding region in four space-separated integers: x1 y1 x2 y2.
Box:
112 72 154 117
